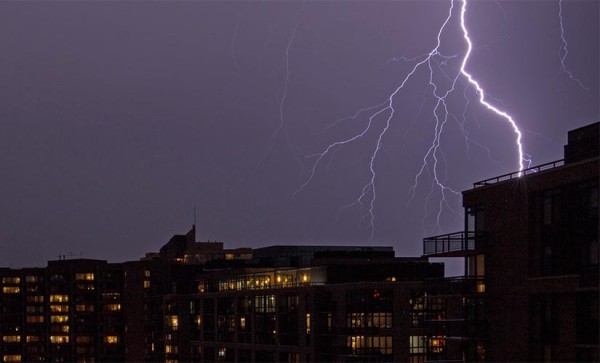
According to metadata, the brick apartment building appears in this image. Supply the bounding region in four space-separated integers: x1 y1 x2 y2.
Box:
422 122 599 362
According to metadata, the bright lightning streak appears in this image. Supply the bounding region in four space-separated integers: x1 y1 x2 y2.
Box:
558 0 588 90
295 0 530 239
459 0 530 173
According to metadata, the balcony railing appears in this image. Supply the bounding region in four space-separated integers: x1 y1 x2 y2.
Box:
473 159 564 188
423 232 485 257
424 276 486 296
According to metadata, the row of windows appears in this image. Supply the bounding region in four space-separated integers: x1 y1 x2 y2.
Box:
347 335 393 355
347 312 392 328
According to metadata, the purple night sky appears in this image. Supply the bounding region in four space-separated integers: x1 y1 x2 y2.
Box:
1 1 598 268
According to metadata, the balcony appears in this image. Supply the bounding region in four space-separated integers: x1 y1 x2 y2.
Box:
424 276 486 296
423 232 485 257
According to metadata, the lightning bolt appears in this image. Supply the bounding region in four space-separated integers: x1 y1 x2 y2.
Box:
558 0 588 90
295 0 529 239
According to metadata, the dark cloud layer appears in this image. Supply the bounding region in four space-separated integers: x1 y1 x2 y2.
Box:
1 1 598 267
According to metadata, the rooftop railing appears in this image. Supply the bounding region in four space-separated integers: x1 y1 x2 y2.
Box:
473 159 564 188
423 231 485 257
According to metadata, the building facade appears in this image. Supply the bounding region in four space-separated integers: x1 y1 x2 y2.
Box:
422 122 599 362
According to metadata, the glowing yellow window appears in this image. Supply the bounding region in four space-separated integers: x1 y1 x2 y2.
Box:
104 303 121 312
50 315 69 323
144 280 151 288
49 295 69 303
104 336 119 344
2 287 20 294
75 273 94 281
167 315 178 330
50 305 69 313
3 355 21 362
306 313 311 334
25 276 39 283
50 335 69 344
2 336 21 343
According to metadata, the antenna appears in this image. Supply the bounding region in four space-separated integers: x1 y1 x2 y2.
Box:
194 205 197 228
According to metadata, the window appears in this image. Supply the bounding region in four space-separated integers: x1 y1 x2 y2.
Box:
27 295 44 303
429 338 446 353
347 336 392 355
104 304 121 312
104 336 119 344
50 305 69 313
3 355 21 362
3 336 21 343
466 205 485 232
306 313 311 334
144 269 151 278
255 295 276 313
347 312 393 328
75 273 94 281
25 276 39 283
50 336 69 344
50 315 69 323
76 304 95 312
409 336 426 363
167 315 178 331
26 315 44 323
76 336 91 344
2 287 20 294
165 345 178 354
26 336 40 343
2 277 20 284
144 280 151 289
542 189 561 226
49 295 69 303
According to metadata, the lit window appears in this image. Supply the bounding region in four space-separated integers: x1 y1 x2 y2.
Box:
50 335 69 344
3 355 21 362
429 337 446 353
165 345 178 354
75 273 94 281
104 336 119 344
144 269 151 278
58 325 69 333
167 315 178 331
49 295 69 303
144 280 151 289
476 281 486 293
2 277 20 284
218 348 226 357
410 336 426 354
26 315 44 323
104 304 121 312
306 313 311 334
195 315 202 328
50 315 69 323
26 336 40 343
301 273 310 283
3 336 21 343
50 305 69 313
2 287 20 294
239 316 245 329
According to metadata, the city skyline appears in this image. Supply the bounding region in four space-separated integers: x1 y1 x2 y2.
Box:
1 1 598 267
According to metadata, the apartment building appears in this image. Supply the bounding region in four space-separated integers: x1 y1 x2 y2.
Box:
422 122 599 362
